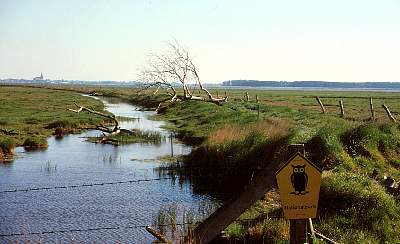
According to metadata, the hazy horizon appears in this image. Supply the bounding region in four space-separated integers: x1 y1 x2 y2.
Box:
1 0 399 82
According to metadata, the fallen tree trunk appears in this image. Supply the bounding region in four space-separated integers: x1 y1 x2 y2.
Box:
187 94 228 103
68 102 120 134
96 137 120 145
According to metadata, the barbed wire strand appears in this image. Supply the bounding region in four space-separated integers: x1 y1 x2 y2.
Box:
0 177 175 194
0 166 274 194
0 222 198 237
0 217 282 238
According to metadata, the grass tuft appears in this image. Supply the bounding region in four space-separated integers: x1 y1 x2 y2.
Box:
317 171 400 243
23 137 48 150
88 130 163 145
207 118 289 146
0 138 16 154
46 119 78 129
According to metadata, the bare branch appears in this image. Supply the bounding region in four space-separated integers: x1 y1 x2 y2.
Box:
68 103 120 133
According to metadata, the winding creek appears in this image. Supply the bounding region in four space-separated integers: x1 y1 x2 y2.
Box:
0 96 220 243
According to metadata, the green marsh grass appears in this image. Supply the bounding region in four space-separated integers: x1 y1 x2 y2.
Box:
146 89 400 242
0 85 107 155
152 201 219 243
88 130 163 145
7 84 400 242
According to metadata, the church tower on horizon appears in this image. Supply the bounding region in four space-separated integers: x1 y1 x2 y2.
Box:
33 72 44 81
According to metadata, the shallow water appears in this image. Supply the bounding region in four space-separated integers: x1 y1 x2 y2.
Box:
0 96 218 243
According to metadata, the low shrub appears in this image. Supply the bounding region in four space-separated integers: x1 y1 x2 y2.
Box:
0 138 15 154
23 137 48 150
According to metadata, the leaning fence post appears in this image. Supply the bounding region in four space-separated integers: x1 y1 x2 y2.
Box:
339 100 344 118
382 104 397 122
316 96 325 114
145 226 172 243
369 98 375 120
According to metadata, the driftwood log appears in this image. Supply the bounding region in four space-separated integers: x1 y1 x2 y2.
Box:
68 102 120 134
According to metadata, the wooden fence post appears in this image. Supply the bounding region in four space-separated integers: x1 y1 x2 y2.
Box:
316 96 325 114
245 91 249 101
170 132 174 157
370 98 375 120
339 100 344 118
216 91 219 98
382 104 397 122
288 144 308 244
256 95 259 103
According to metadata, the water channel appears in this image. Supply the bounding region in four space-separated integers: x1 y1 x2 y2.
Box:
0 96 219 243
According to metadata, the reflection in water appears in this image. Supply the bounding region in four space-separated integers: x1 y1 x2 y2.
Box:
0 96 219 243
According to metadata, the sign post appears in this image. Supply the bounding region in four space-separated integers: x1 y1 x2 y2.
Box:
276 144 322 244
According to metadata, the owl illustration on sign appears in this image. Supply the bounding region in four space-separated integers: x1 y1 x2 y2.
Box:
290 165 309 195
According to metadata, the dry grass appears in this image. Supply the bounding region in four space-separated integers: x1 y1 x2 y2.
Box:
207 118 289 145
246 218 290 242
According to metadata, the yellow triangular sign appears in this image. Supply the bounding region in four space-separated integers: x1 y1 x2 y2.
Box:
276 153 322 219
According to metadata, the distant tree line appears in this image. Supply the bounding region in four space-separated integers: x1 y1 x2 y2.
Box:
222 80 400 89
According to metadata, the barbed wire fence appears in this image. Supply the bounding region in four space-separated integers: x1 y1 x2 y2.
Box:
0 169 338 243
0 174 214 240
0 172 280 241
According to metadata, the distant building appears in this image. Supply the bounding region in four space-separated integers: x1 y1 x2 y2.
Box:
33 72 44 81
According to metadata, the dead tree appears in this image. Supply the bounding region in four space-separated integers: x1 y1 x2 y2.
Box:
139 41 228 106
68 102 120 134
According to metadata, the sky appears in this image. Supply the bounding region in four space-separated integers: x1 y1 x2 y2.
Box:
1 0 399 82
